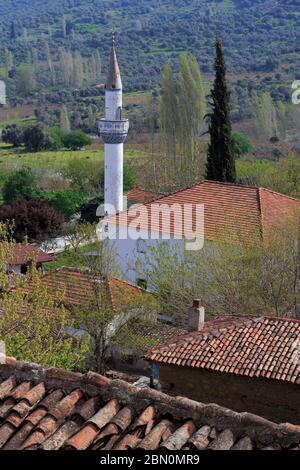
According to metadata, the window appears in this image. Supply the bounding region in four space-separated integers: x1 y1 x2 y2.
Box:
20 264 28 275
137 278 147 290
137 238 146 254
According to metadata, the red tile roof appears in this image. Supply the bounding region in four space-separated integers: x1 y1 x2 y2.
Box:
109 181 299 242
0 359 299 450
126 187 165 205
28 267 148 311
145 316 300 385
7 244 54 267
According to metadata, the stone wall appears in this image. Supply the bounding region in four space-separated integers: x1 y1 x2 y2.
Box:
158 363 300 424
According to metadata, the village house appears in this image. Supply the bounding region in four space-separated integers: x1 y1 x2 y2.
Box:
5 244 54 275
0 357 300 450
101 180 300 287
145 300 300 425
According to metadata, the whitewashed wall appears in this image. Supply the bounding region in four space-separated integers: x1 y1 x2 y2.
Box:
105 225 185 285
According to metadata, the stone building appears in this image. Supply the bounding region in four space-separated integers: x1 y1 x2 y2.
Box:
145 300 300 424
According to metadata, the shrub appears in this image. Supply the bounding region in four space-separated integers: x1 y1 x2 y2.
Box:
48 126 64 150
232 132 253 159
2 168 40 205
123 164 136 192
45 189 87 221
23 124 53 152
62 131 92 150
1 124 24 147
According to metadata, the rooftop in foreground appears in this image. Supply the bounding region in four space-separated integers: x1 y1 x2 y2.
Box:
0 359 299 450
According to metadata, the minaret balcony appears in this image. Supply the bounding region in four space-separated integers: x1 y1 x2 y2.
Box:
99 119 129 144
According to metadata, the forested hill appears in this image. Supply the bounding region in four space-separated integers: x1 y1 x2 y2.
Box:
0 0 299 90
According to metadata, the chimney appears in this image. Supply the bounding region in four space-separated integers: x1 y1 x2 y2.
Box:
188 299 205 331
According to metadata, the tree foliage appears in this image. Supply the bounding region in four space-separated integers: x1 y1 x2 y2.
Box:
46 189 87 221
0 225 87 369
0 198 64 242
232 132 253 159
206 38 236 183
1 124 23 147
137 218 300 321
62 131 92 150
158 53 206 189
70 240 156 373
2 168 39 205
23 124 53 152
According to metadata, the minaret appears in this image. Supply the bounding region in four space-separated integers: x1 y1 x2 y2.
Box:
99 33 129 216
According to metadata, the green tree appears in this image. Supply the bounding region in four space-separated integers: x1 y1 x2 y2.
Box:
45 41 56 85
60 47 73 86
60 105 71 133
63 157 104 191
206 38 236 183
23 124 53 152
251 92 278 141
137 217 300 320
177 53 206 160
159 63 178 169
123 164 136 193
1 124 23 147
262 153 300 198
232 132 253 159
15 65 36 96
73 52 84 88
0 231 87 369
62 131 92 150
94 50 101 78
47 189 87 221
48 126 63 149
2 168 39 205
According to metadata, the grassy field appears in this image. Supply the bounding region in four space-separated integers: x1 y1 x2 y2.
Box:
0 144 147 172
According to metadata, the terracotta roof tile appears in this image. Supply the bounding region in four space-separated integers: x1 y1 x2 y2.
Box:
28 267 148 311
127 187 166 205
108 180 299 242
145 316 300 385
0 359 300 451
7 244 54 266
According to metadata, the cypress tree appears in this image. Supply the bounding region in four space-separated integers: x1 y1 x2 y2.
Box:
206 38 236 183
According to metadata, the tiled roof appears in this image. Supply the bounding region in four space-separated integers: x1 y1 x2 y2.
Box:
126 187 165 205
109 181 299 241
0 359 300 450
145 316 300 385
7 244 54 267
27 267 148 311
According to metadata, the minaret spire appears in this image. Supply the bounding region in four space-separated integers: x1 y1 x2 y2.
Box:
98 34 129 216
106 31 122 90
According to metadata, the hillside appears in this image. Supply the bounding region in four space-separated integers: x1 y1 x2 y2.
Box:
0 0 299 92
